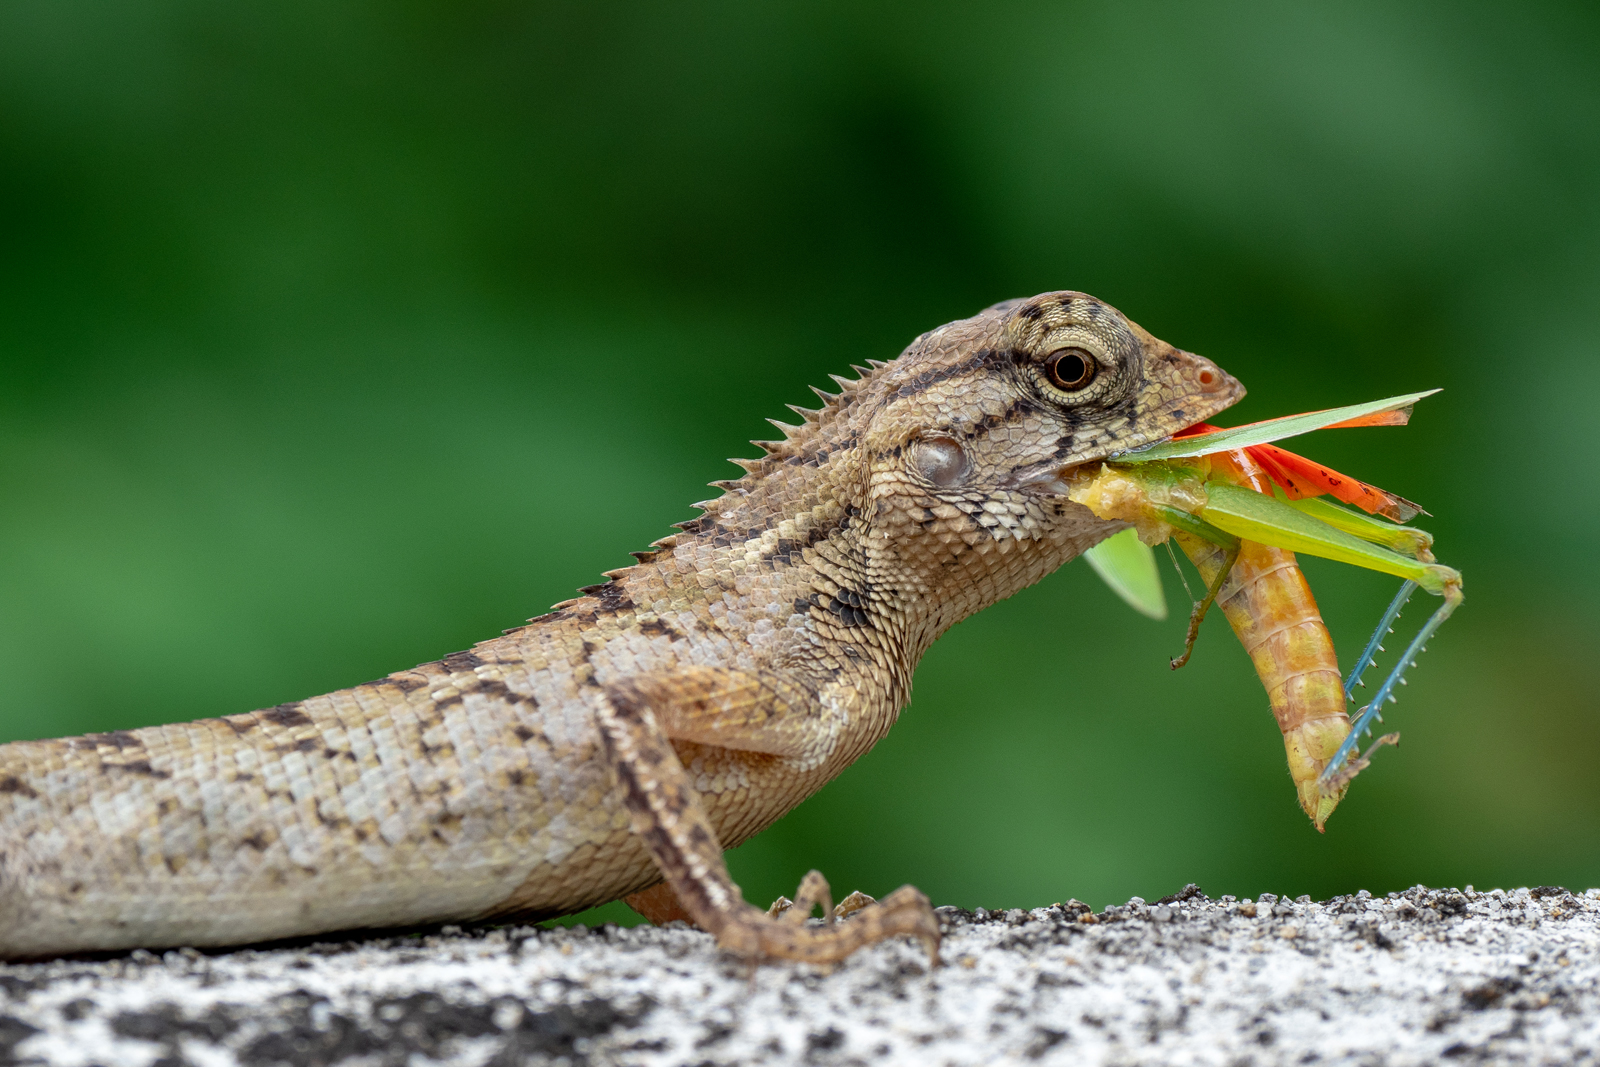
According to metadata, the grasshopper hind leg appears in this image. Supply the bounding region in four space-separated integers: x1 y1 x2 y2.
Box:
1322 578 1464 790
1343 579 1418 702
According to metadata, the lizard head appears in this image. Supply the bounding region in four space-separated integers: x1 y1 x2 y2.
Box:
851 291 1245 640
659 291 1243 659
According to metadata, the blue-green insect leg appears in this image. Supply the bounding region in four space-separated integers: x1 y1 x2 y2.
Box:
1343 580 1418 702
1321 586 1460 786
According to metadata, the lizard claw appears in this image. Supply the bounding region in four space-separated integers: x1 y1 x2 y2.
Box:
834 889 876 921
722 878 941 967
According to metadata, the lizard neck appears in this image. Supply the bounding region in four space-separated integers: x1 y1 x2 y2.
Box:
661 373 911 695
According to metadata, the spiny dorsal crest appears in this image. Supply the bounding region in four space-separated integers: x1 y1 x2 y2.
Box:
537 352 905 612
656 360 889 543
740 361 881 463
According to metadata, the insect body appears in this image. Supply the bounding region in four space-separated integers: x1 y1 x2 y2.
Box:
1179 533 1349 828
1070 392 1464 828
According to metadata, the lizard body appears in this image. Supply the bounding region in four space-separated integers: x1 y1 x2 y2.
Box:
0 293 1242 961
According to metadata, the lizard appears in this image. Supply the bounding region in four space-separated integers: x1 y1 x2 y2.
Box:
0 291 1243 963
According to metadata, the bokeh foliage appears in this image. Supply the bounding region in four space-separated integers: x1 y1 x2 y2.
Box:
2 1 1597 919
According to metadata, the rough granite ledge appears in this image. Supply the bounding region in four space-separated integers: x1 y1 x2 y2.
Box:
1 885 1596 1066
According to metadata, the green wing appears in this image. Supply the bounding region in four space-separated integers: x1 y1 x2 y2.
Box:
1200 482 1459 596
1083 528 1167 619
1111 389 1439 462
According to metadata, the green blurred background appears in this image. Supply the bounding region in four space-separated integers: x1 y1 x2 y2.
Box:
2 2 1597 922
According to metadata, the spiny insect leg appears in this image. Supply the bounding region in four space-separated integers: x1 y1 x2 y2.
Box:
1343 580 1417 702
1321 584 1460 787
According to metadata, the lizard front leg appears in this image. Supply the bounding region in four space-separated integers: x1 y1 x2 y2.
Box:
597 668 940 965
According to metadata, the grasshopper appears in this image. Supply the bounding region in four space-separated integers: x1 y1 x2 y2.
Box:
1072 391 1463 829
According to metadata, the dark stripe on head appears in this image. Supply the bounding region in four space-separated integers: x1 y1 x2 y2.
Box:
888 348 1009 403
958 395 1044 442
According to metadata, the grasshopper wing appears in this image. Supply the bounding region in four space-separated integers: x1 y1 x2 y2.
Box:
1083 528 1168 620
1114 390 1439 462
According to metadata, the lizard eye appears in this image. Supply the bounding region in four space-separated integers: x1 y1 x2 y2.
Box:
1045 347 1097 391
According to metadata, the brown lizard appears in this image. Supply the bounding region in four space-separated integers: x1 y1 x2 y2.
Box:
0 292 1242 963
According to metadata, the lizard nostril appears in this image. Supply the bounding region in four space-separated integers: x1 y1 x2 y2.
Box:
1197 365 1225 392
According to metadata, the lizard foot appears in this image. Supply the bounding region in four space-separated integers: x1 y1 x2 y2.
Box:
766 876 876 922
834 889 876 920
599 673 941 967
635 875 916 962
725 872 939 965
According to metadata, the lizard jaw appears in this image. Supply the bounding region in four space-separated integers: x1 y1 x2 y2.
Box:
1010 466 1080 497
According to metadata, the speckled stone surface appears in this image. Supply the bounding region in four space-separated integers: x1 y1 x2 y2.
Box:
1 886 1596 1066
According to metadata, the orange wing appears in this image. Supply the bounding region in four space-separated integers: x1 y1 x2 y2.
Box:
1173 421 1426 522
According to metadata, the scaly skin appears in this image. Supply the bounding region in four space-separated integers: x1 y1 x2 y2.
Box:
0 292 1242 961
